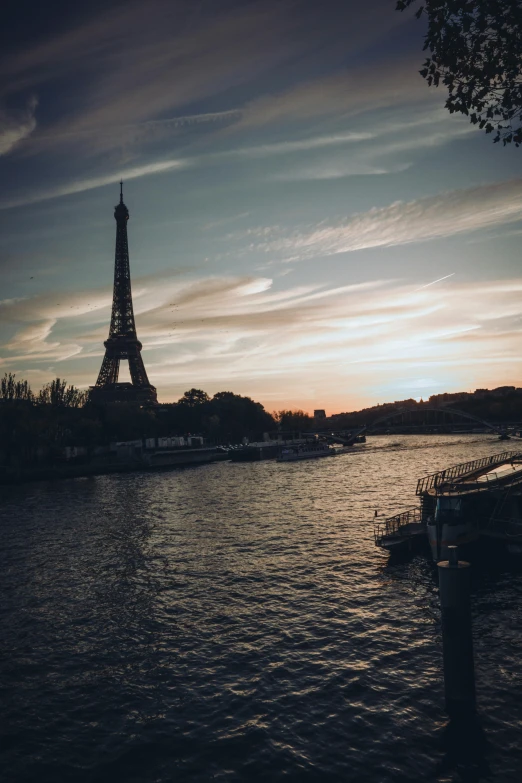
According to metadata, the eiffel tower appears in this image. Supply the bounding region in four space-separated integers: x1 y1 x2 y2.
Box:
90 183 157 404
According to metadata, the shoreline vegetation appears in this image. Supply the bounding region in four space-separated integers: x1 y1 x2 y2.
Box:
2 373 521 485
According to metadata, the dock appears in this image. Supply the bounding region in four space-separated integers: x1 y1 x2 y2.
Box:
375 450 522 555
374 506 425 551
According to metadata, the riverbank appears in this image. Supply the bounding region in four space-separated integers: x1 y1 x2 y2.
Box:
0 446 229 485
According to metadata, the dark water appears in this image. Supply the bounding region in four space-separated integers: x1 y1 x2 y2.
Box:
2 435 522 782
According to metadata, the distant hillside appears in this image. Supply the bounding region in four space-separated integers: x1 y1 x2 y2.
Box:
327 386 522 429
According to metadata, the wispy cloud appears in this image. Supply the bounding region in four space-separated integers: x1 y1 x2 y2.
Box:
35 109 242 142
0 97 38 156
0 107 473 209
241 179 522 259
0 287 112 361
3 1 308 155
215 130 375 159
3 272 522 408
1 0 421 165
268 108 475 181
235 58 433 133
0 158 189 210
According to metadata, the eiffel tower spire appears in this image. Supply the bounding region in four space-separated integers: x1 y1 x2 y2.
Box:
90 184 157 404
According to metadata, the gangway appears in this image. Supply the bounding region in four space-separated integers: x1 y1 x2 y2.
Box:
374 507 425 550
415 451 522 495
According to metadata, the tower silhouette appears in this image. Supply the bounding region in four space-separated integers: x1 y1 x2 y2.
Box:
90 183 157 404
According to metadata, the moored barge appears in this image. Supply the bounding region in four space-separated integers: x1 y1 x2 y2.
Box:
375 450 522 559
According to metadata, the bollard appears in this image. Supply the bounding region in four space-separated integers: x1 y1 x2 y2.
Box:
437 545 476 716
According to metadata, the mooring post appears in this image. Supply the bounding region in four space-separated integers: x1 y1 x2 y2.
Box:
437 545 476 716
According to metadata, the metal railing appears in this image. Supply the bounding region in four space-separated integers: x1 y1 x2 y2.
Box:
434 468 522 495
374 506 424 545
416 451 522 495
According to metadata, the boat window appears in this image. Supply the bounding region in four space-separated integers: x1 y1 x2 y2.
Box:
436 497 462 512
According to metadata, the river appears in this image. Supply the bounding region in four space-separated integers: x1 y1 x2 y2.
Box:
1 435 521 782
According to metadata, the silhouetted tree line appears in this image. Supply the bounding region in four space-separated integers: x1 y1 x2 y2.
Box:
273 409 315 432
0 373 97 467
0 375 303 467
452 390 518 422
160 388 276 442
3 373 521 469
0 372 89 406
328 387 522 429
328 399 420 430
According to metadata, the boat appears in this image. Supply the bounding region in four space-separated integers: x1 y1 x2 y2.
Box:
277 441 335 462
375 450 522 559
143 446 226 469
229 443 279 461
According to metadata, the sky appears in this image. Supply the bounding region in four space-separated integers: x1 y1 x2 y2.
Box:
1 0 522 414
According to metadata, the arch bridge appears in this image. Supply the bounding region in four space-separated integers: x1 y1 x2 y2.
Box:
322 406 519 445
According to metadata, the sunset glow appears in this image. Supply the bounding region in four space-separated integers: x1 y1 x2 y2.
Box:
2 0 521 412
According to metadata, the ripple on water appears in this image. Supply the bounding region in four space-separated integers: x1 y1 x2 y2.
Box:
1 435 521 782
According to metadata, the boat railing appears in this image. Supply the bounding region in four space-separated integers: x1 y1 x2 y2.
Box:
441 465 522 494
374 506 424 545
416 451 522 495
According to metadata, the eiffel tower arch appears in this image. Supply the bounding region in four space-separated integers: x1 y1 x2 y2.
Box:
89 184 157 405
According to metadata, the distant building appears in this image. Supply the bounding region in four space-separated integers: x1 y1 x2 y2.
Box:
314 409 326 419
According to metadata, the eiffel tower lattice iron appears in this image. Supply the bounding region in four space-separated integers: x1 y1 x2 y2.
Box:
90 183 157 404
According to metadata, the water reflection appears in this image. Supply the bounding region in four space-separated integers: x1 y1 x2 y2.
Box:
1 435 521 782
436 713 490 782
